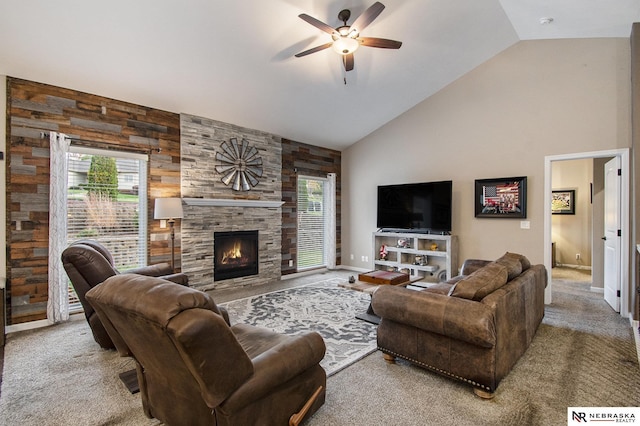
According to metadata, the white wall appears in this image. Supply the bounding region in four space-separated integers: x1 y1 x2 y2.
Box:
342 38 631 271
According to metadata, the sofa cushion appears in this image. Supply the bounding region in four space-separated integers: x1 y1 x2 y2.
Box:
450 262 508 301
495 253 523 280
515 252 531 270
500 252 531 271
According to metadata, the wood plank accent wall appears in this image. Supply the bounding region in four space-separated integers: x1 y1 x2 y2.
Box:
281 139 341 275
632 23 640 321
6 77 181 325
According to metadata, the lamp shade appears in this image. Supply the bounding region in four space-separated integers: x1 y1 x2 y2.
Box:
154 198 183 220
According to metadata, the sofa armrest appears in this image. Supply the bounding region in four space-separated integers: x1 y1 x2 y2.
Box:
159 273 189 286
127 262 173 277
126 262 189 286
460 259 492 276
372 286 496 348
218 306 231 326
221 332 326 412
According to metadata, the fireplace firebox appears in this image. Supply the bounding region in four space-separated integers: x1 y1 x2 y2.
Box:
214 230 259 281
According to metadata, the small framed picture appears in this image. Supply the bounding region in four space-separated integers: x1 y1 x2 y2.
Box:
474 176 527 218
552 189 575 215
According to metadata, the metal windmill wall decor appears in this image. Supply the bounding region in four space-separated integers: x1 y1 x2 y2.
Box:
215 138 263 191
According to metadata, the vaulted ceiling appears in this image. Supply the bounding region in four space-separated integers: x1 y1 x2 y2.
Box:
1 1 638 150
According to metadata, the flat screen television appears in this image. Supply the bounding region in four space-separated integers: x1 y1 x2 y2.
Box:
376 180 452 233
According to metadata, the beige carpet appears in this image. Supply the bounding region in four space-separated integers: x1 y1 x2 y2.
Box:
0 267 638 426
0 317 155 426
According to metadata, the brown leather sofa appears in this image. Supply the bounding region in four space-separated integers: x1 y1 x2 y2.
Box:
372 252 547 398
86 273 327 426
61 239 189 349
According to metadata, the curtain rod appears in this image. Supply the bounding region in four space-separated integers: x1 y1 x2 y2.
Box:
39 132 161 154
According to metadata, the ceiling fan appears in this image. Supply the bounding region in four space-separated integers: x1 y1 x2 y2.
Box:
294 1 402 72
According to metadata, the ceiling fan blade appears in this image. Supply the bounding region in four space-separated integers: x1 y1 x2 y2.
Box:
358 37 402 49
343 53 354 72
295 42 333 58
298 14 338 36
351 2 385 34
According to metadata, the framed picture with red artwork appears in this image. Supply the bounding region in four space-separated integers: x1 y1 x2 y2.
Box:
474 176 527 218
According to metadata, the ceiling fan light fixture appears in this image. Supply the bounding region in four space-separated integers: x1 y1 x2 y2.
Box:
295 2 401 72
332 36 360 55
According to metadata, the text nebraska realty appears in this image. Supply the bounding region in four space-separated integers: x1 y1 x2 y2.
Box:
573 411 636 423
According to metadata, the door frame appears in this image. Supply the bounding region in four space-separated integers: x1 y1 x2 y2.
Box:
544 148 631 318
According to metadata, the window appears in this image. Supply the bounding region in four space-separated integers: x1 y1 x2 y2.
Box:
297 176 327 270
66 147 148 311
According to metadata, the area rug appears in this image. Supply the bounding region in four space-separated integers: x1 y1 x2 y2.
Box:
221 278 378 376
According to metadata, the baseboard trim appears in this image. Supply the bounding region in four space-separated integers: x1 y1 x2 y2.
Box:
555 263 592 271
281 268 329 281
556 263 591 271
281 265 370 280
6 319 50 334
337 265 370 273
633 320 640 367
5 313 84 334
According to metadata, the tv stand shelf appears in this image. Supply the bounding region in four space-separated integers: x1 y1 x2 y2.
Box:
373 232 458 282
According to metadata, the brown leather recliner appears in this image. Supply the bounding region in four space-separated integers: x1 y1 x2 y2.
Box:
86 274 327 426
61 239 189 349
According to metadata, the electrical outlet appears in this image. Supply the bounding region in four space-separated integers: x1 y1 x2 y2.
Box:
364 256 369 262
288 260 294 267
361 256 365 261
350 254 354 260
520 221 530 229
576 253 581 260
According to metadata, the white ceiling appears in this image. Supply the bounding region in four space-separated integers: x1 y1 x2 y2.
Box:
1 1 638 151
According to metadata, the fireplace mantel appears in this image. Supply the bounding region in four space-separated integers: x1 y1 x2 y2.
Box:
183 198 284 208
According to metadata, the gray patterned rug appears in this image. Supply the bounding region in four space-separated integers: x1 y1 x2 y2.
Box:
222 278 378 376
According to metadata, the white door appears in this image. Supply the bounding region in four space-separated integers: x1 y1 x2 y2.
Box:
603 157 621 312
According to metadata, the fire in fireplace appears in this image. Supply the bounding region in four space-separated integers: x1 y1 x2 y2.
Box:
214 230 259 281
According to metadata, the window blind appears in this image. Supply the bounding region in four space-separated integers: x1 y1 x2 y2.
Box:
66 149 148 311
297 176 326 269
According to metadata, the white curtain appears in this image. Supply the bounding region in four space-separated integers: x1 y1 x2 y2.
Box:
324 173 337 270
47 132 70 324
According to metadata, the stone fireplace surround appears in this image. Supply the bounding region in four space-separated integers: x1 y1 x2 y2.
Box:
180 114 284 290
